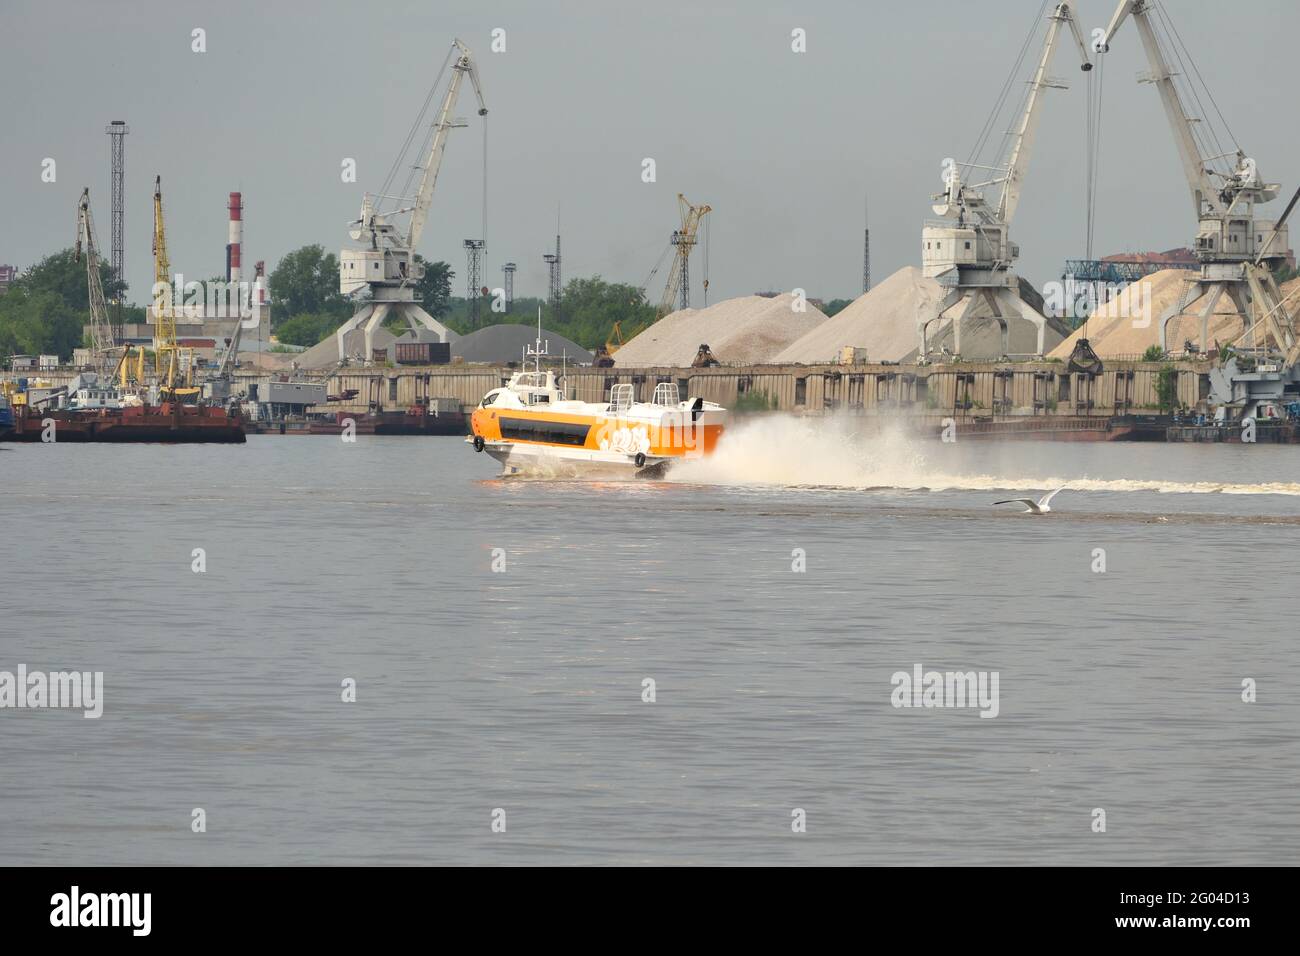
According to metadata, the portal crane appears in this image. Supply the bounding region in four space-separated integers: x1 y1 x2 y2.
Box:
75 188 115 375
1100 0 1295 359
334 38 487 362
917 1 1092 361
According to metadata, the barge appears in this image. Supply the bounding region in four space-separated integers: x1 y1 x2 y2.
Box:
1 402 246 443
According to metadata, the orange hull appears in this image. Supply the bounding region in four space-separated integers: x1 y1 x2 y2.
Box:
471 406 723 458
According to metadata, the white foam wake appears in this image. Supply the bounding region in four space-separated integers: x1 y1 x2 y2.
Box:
667 414 1300 496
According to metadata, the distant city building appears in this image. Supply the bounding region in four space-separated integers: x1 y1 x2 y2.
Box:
0 264 18 293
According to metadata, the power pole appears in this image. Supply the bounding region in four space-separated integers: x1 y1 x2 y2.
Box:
105 120 128 328
543 233 561 317
501 262 516 313
863 196 871 294
464 239 485 325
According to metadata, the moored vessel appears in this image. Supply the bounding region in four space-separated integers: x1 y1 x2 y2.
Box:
2 402 246 443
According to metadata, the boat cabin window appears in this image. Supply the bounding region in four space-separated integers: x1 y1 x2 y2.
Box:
481 391 498 407
527 392 550 405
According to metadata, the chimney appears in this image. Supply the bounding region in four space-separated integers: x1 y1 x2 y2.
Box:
226 192 242 285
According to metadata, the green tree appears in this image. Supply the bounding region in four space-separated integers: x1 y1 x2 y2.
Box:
274 312 347 347
1141 344 1165 362
14 248 124 313
440 277 656 349
1156 364 1179 412
556 277 657 349
0 286 85 359
413 255 454 317
1272 263 1300 285
821 298 853 317
268 245 350 322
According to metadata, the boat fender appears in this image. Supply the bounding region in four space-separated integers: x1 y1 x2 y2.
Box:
634 452 646 468
473 435 485 452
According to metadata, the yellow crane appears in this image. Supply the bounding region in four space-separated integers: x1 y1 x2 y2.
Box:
655 193 711 319
606 320 624 354
153 175 178 387
151 176 197 398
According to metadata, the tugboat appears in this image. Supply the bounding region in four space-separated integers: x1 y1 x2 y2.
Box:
468 317 726 477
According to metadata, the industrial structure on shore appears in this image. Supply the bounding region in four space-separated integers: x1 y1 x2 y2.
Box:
9 6 1300 444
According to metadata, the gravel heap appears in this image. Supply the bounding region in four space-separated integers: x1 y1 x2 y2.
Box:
613 293 828 367
453 324 592 364
775 267 1067 364
1045 269 1281 359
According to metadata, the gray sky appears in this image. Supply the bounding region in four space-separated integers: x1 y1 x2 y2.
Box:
3 0 1297 307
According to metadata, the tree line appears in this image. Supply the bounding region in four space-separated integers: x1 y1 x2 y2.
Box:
0 241 858 361
0 250 138 360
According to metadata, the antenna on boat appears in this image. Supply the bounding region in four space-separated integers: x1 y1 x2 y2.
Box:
525 304 549 373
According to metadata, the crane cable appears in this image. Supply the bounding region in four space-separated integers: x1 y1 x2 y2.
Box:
1155 1 1238 168
1152 1 1235 187
481 115 488 250
966 0 1050 173
702 214 710 307
380 44 456 214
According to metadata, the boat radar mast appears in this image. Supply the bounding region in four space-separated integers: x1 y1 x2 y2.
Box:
523 305 549 371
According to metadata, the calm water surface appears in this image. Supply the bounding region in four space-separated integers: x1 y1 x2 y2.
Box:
1 427 1297 865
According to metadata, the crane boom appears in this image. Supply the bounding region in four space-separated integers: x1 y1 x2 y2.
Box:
1101 0 1221 219
407 39 487 252
152 175 178 386
75 188 114 373
658 194 711 318
998 1 1092 225
334 37 486 362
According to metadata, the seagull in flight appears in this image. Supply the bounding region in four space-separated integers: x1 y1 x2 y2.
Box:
994 486 1066 515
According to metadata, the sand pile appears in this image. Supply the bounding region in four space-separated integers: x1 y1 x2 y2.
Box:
613 293 827 367
775 267 1068 364
1048 269 1251 359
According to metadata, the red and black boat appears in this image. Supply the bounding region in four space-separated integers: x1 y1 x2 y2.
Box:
1 402 246 443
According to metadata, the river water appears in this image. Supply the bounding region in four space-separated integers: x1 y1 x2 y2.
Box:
2 418 1297 865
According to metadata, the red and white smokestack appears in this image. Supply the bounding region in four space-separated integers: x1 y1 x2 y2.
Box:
226 192 242 285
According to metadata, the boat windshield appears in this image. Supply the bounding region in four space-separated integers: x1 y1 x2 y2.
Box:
514 372 549 389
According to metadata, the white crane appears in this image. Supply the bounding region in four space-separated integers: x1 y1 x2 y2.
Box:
1100 1 1294 357
334 38 487 363
75 188 116 376
917 2 1092 362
